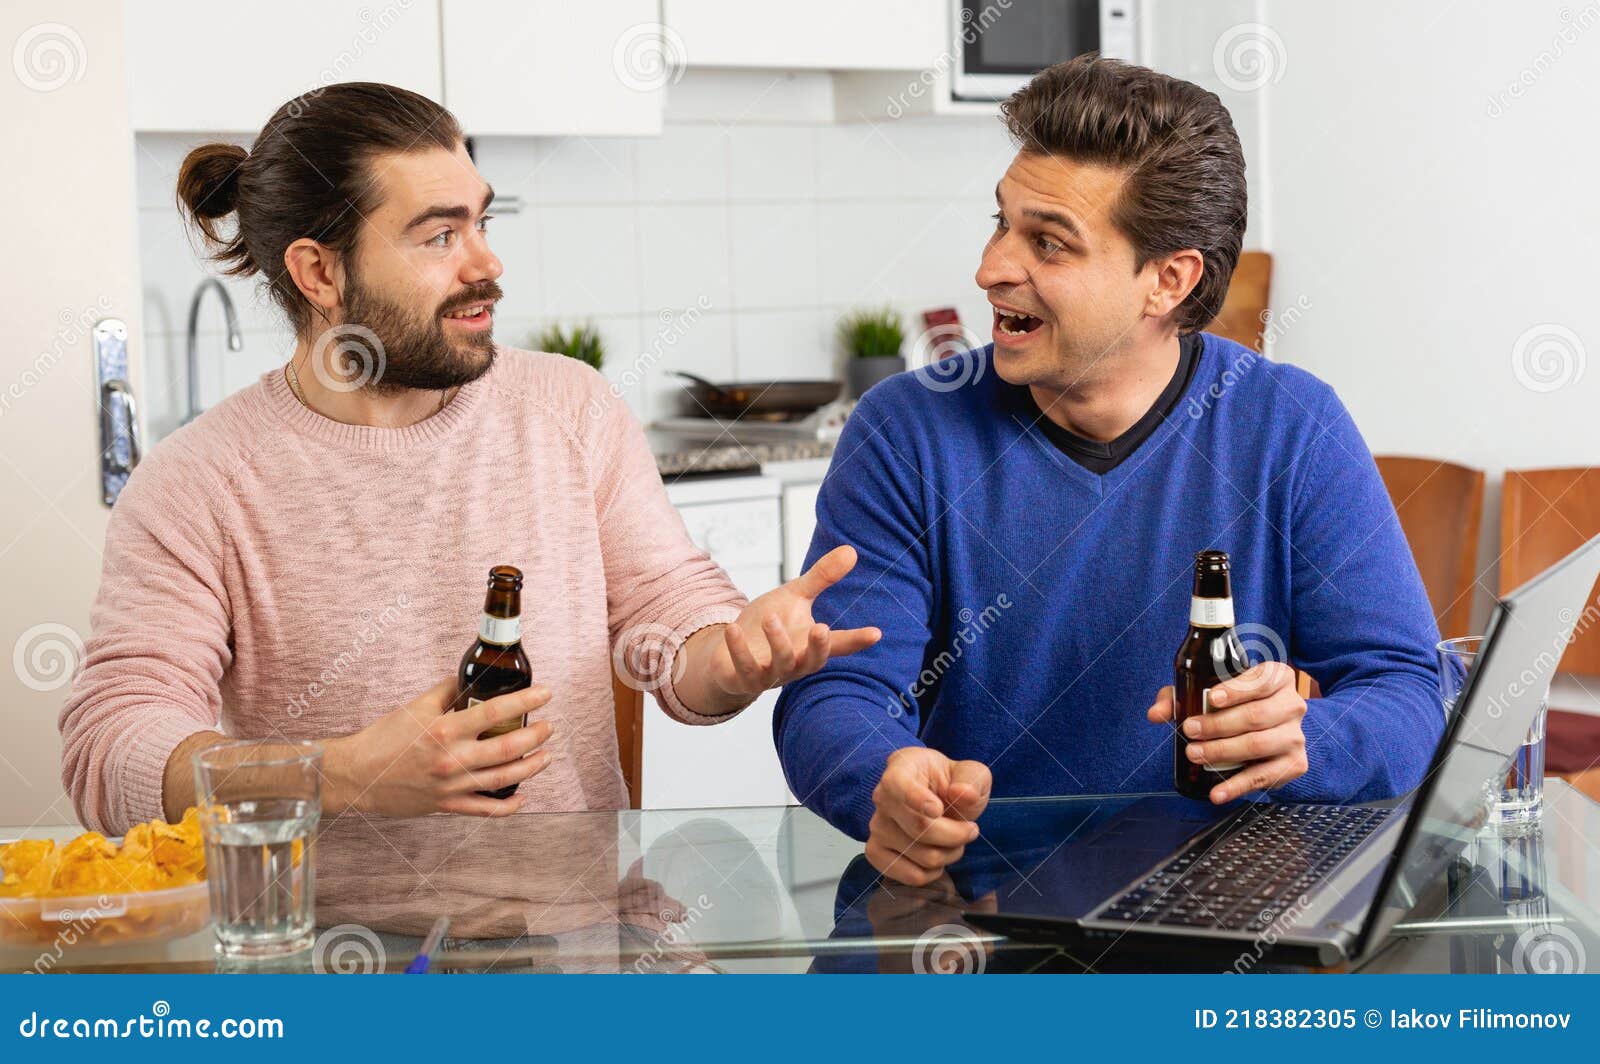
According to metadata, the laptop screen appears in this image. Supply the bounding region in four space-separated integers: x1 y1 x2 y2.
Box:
1356 535 1600 957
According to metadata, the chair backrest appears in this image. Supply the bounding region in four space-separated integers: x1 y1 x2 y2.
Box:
612 670 644 809
1206 250 1272 351
1374 456 1485 639
1500 467 1600 674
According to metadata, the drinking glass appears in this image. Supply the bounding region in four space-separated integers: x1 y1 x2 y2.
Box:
1437 636 1546 830
193 740 323 956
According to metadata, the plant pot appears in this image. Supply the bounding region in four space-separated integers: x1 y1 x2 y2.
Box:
847 355 905 398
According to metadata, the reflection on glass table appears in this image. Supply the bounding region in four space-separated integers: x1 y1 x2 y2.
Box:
2 780 1595 974
1366 779 1599 974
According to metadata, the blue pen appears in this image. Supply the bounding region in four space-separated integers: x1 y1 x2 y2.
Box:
404 917 450 974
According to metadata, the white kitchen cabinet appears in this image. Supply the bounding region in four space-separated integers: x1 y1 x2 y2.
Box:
646 477 794 809
441 0 664 136
765 457 829 581
665 473 779 507
124 1 443 132
677 498 782 568
780 482 822 582
664 0 944 72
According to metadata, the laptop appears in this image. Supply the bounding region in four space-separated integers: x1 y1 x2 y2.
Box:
966 534 1600 968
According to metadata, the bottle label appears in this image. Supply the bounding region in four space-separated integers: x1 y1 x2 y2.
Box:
1190 596 1234 628
466 696 523 740
1201 688 1242 771
479 613 521 646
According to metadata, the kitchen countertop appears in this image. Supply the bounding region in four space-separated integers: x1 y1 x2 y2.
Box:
650 431 835 478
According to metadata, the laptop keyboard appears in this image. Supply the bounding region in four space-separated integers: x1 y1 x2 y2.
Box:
1094 804 1392 933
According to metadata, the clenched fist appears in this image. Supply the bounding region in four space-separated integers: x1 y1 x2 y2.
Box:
866 747 992 887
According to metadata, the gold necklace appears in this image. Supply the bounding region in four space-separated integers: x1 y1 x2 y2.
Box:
284 357 452 415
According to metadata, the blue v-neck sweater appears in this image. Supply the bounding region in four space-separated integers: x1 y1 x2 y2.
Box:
774 334 1444 841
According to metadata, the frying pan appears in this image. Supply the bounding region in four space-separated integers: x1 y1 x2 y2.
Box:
670 371 840 419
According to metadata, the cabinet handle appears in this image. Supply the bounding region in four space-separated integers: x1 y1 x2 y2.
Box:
94 318 140 506
101 379 141 474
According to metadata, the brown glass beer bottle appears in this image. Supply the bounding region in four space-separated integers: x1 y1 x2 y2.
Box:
1173 550 1249 800
457 565 533 800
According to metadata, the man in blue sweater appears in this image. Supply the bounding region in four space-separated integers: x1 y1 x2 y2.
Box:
774 56 1443 887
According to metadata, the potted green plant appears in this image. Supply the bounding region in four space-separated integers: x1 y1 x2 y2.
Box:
839 306 905 398
534 321 605 370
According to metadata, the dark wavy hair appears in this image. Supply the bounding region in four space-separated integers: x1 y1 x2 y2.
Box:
176 82 463 335
1001 55 1247 333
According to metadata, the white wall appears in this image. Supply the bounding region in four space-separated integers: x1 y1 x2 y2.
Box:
1259 0 1600 644
1143 0 1268 242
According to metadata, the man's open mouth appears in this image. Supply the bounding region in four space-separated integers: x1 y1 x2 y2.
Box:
994 308 1044 337
442 302 492 322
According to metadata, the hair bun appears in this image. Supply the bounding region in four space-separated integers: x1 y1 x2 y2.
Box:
176 142 255 274
176 142 248 220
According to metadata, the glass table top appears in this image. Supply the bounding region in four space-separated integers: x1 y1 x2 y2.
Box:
4 780 1596 973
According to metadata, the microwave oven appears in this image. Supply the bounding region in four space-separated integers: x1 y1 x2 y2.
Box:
951 0 1141 102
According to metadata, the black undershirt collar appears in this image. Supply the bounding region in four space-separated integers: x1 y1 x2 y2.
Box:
1028 332 1203 475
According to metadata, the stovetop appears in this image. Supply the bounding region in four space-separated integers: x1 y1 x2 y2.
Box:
653 399 856 444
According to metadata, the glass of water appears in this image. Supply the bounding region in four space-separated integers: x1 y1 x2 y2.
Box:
193 740 323 956
1437 637 1547 830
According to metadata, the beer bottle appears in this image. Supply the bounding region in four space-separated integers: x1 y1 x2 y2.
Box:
1173 550 1249 800
457 565 533 800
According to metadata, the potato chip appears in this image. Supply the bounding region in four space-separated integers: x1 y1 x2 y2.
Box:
0 808 206 900
13 852 62 897
58 832 117 865
53 857 116 896
104 857 165 892
151 838 204 879
118 823 155 863
0 838 55 879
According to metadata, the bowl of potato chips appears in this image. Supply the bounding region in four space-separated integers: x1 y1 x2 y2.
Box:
0 808 210 949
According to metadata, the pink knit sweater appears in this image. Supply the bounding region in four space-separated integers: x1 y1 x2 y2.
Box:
60 348 746 834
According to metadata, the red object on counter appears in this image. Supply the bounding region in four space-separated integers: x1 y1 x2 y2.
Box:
921 306 966 356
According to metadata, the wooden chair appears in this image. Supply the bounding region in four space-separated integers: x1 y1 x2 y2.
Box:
613 669 644 809
1374 456 1485 639
1499 467 1600 778
1206 250 1272 351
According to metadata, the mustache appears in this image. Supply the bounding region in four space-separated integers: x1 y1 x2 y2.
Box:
437 280 503 316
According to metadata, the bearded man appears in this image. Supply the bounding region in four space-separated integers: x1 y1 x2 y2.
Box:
61 83 877 834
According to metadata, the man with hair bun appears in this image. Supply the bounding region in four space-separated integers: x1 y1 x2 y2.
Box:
60 83 880 834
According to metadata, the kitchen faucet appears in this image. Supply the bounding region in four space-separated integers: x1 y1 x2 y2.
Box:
184 278 243 423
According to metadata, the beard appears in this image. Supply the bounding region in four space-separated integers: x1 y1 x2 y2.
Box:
337 266 504 393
